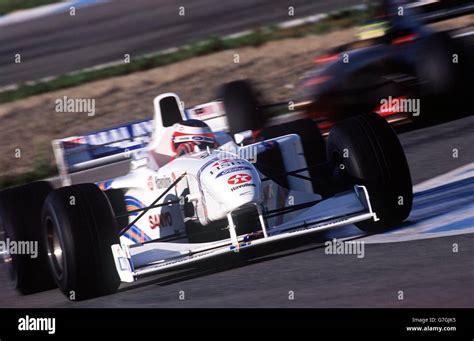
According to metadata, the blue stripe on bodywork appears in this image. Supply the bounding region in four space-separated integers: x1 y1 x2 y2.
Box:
425 217 474 234
123 196 151 242
124 195 145 208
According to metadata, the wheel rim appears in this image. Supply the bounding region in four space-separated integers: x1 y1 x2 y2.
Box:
45 217 64 278
0 221 16 283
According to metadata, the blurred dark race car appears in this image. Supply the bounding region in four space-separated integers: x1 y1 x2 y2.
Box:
291 0 471 125
219 0 472 136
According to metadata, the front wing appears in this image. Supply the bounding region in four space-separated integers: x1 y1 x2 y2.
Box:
111 185 377 283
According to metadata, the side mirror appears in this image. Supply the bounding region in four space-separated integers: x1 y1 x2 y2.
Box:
234 130 253 145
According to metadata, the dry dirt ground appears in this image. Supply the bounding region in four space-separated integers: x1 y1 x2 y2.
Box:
0 15 472 179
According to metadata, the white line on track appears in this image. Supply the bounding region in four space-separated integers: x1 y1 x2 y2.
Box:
0 0 107 27
452 30 474 38
324 163 474 244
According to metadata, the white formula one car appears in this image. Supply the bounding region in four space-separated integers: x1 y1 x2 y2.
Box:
0 93 412 300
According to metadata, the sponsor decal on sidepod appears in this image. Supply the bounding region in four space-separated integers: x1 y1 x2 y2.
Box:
227 173 256 192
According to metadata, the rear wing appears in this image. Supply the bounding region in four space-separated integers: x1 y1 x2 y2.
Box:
52 100 229 186
52 118 153 186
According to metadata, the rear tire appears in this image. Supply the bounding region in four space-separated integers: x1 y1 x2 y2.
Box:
417 32 459 99
327 113 412 232
0 182 56 294
220 80 265 135
415 32 464 123
41 184 120 301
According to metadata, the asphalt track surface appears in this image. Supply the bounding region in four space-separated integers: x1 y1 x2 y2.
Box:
0 0 362 87
0 115 472 308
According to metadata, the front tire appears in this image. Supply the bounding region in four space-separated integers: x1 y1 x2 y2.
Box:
327 113 412 232
220 80 265 135
42 184 120 301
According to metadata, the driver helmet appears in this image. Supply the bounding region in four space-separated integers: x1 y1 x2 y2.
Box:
171 119 216 155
